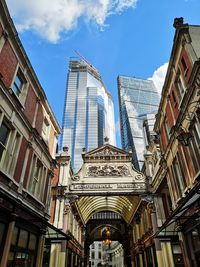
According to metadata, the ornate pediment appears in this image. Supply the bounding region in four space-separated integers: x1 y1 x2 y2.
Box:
69 144 146 195
83 144 131 163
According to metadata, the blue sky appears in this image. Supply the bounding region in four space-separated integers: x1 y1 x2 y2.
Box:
6 0 200 147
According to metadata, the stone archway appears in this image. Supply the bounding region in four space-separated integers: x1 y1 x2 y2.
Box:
64 144 147 267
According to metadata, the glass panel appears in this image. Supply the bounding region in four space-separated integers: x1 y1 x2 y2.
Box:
18 229 28 248
192 230 200 251
0 122 10 145
6 252 14 267
28 233 37 250
13 74 23 96
0 222 6 247
172 244 182 254
11 226 19 245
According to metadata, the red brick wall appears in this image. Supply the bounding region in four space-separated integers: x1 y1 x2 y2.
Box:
0 41 17 88
160 124 168 151
14 137 28 183
23 85 37 125
166 101 174 128
35 104 44 134
169 89 179 120
52 168 59 187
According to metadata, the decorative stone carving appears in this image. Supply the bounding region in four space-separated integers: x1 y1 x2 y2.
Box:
92 148 119 156
85 164 131 177
135 174 143 180
71 175 80 181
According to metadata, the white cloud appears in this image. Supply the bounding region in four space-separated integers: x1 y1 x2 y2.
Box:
6 0 137 42
148 62 168 95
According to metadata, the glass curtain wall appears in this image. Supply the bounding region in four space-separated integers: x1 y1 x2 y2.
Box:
118 76 160 170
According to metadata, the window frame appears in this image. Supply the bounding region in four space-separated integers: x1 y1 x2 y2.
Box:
11 68 26 97
0 119 10 161
28 154 46 200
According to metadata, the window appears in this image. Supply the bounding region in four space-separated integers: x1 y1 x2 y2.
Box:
187 122 200 174
0 118 21 175
8 226 37 267
28 155 44 199
171 156 187 199
172 91 178 107
181 57 188 77
0 222 6 259
164 117 170 140
176 75 186 98
12 70 25 96
0 121 10 160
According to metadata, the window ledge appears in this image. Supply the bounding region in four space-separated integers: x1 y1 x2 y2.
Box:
23 188 45 208
0 169 19 187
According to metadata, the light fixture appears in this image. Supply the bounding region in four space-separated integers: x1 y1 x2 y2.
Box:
102 226 112 245
102 239 112 245
184 91 200 121
176 90 200 146
176 128 193 146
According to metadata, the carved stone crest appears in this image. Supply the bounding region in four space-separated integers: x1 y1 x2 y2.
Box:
86 164 131 177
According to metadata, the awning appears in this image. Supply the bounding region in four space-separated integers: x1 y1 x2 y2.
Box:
156 182 200 238
45 222 72 241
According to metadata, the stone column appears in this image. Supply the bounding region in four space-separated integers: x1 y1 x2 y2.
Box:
36 230 46 267
84 238 90 267
178 230 191 267
0 214 16 267
62 199 71 266
149 204 165 267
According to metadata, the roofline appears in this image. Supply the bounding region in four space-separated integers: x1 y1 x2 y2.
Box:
154 21 190 131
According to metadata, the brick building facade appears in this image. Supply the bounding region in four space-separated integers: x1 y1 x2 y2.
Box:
0 1 62 266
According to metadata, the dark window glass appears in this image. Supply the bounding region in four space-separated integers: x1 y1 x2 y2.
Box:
12 73 24 96
0 122 10 145
181 57 188 76
0 121 10 160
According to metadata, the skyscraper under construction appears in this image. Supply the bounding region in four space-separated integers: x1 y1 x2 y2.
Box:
61 57 116 172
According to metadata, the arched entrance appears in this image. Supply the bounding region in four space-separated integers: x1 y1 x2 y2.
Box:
65 144 147 267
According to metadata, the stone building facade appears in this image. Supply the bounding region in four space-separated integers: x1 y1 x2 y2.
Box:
49 150 84 267
132 18 200 267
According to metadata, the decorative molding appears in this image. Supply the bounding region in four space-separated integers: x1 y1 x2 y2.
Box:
71 175 80 181
85 164 131 177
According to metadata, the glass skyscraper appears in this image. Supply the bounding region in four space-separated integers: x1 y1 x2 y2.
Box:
118 76 160 170
61 59 116 172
